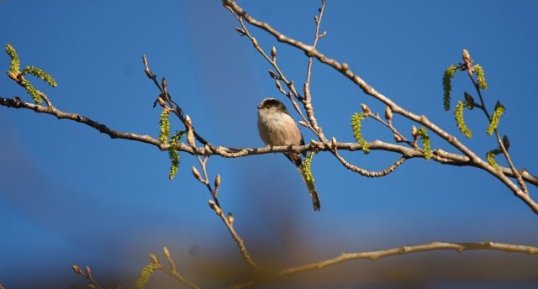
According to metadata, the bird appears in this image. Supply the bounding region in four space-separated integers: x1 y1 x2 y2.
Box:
257 97 321 211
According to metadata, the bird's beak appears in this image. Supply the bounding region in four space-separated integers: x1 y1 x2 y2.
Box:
257 104 262 109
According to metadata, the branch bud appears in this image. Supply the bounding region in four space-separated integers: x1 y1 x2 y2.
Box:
162 246 171 260
411 125 418 138
464 92 475 109
298 120 309 128
227 213 235 225
384 106 393 122
331 137 337 149
462 49 472 64
271 46 277 59
72 265 84 276
235 27 246 36
268 70 279 80
184 115 192 128
149 253 160 266
393 133 403 143
161 77 168 93
275 80 283 91
360 103 371 115
85 266 92 277
191 166 202 182
502 135 510 151
214 173 221 189
208 200 221 215
185 115 196 147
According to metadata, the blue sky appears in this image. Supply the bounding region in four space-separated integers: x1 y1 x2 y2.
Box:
1 0 538 288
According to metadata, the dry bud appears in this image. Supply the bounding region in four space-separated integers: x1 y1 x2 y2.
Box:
268 70 279 80
227 213 235 225
393 133 403 142
162 246 171 260
271 46 277 59
72 265 84 276
214 174 221 189
161 77 168 92
464 92 475 109
144 69 153 79
184 115 192 128
185 115 195 147
331 137 337 149
191 166 202 182
384 106 393 121
149 253 160 266
502 135 510 151
156 95 166 107
462 49 472 64
275 80 283 91
235 27 246 36
85 266 92 276
360 103 371 115
208 200 221 215
298 120 309 128
411 125 418 138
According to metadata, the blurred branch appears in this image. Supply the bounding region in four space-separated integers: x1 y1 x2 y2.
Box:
230 241 538 289
150 248 202 289
72 265 104 289
191 156 259 270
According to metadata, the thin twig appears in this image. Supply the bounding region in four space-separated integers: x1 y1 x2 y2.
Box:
156 248 202 289
192 154 259 270
466 68 528 195
228 8 312 132
302 0 327 137
71 265 104 289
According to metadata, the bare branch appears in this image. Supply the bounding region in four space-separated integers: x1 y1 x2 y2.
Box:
156 248 202 289
229 241 538 289
191 155 259 270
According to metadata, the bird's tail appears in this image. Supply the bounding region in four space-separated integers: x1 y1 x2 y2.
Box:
288 153 321 211
307 185 321 211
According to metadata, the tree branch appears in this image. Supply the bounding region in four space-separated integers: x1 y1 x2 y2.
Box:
220 0 538 214
2 96 536 187
229 241 538 289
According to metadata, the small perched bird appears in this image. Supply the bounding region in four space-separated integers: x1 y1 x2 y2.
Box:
257 98 321 211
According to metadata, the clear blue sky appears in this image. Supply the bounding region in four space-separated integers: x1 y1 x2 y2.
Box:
1 0 538 288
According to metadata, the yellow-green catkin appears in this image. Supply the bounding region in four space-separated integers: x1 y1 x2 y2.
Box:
351 112 369 153
417 127 432 159
455 101 472 138
486 102 505 135
159 110 171 143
